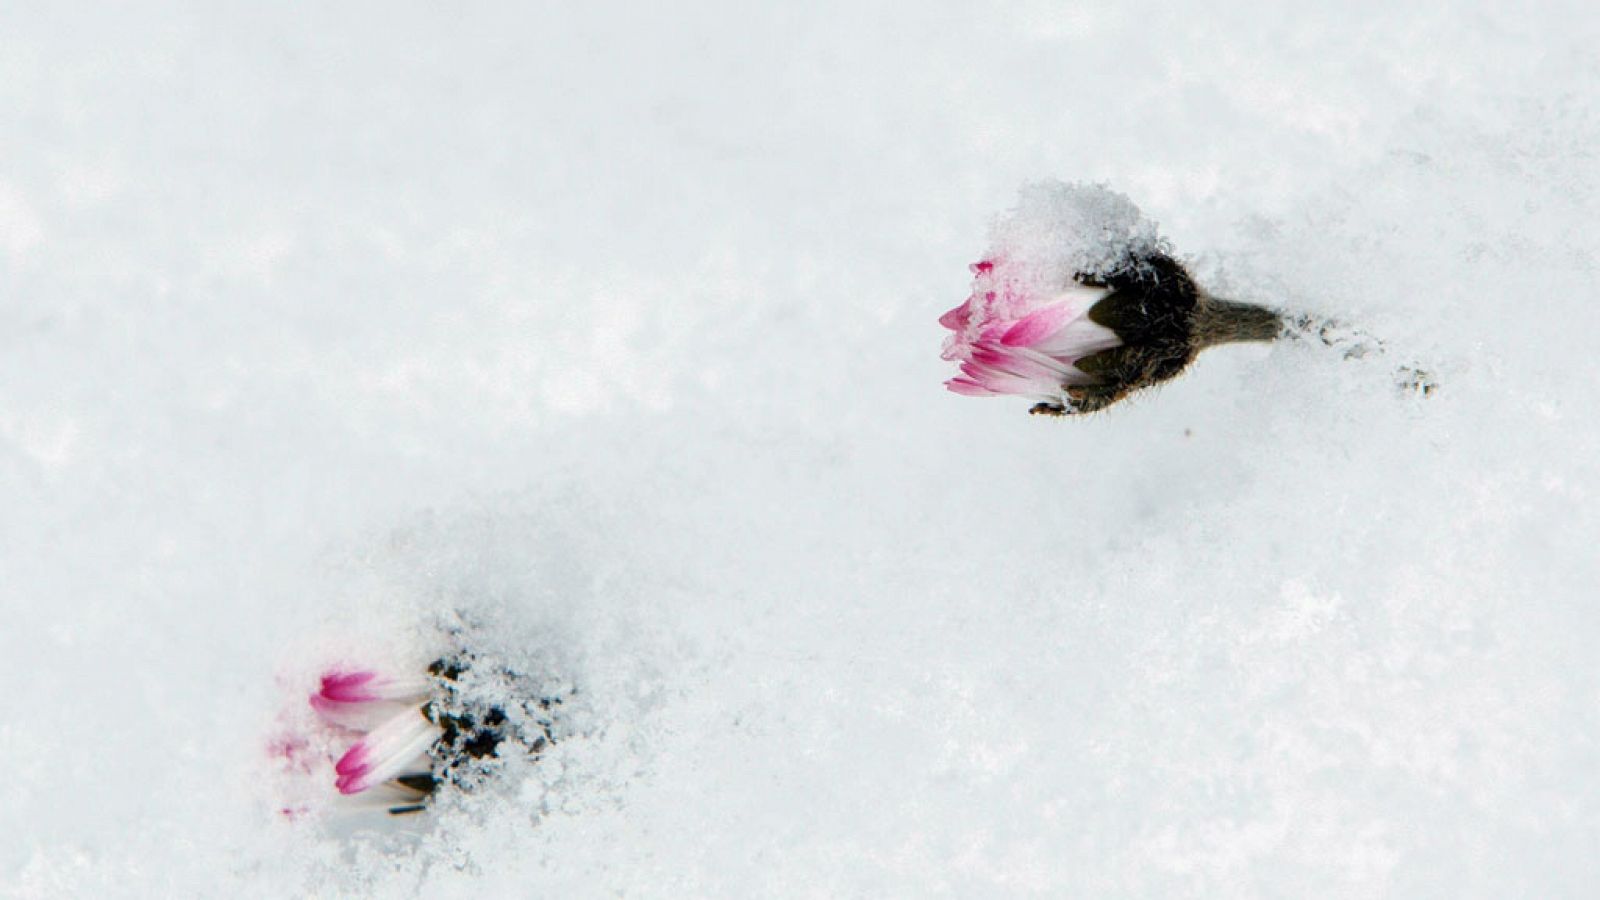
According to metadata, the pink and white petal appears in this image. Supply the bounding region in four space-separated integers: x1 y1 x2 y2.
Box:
961 353 1062 388
946 377 997 397
317 670 380 701
1030 317 1121 360
334 710 443 795
334 708 424 777
310 695 420 731
938 302 975 331
999 302 1078 349
971 343 1073 383
960 360 1061 398
1050 281 1113 312
981 344 1100 389
317 669 432 704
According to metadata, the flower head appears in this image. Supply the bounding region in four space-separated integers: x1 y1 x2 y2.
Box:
304 655 565 815
942 252 1282 415
943 181 1286 415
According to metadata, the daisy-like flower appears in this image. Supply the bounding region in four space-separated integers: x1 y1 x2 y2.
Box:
941 252 1283 415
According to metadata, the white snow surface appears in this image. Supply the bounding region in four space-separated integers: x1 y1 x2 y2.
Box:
4 2 1600 897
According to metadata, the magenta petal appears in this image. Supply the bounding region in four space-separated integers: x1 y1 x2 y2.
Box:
310 694 357 720
969 344 1024 370
311 670 430 717
957 358 1055 397
335 743 371 777
1000 303 1076 348
959 360 990 380
336 770 375 795
318 670 380 703
972 346 1060 381
938 302 973 331
946 377 994 396
331 711 441 795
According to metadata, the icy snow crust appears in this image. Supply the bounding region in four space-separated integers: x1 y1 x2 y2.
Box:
6 2 1600 897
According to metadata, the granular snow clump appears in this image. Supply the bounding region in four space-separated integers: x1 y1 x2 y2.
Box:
985 180 1169 294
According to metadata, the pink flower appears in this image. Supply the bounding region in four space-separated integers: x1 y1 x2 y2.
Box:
288 654 565 816
941 251 1285 415
940 258 1121 409
309 668 442 797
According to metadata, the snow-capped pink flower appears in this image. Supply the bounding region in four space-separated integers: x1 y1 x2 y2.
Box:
942 252 1285 415
309 667 442 797
940 258 1122 409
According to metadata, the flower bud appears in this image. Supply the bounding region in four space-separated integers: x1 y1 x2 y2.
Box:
942 251 1283 415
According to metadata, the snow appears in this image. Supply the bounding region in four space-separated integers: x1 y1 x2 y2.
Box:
4 1 1599 896
986 181 1164 286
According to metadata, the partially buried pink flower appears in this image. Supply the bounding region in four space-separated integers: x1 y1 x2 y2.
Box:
310 668 442 797
939 258 1121 410
287 652 565 817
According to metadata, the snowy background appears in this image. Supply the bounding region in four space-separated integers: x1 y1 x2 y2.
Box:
4 1 1599 896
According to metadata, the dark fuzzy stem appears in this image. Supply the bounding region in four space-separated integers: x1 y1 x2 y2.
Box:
1192 297 1285 349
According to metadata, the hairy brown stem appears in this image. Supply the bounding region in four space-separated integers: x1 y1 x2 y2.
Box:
1192 296 1285 349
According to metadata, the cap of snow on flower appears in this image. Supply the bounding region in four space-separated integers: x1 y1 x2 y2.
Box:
941 182 1284 415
